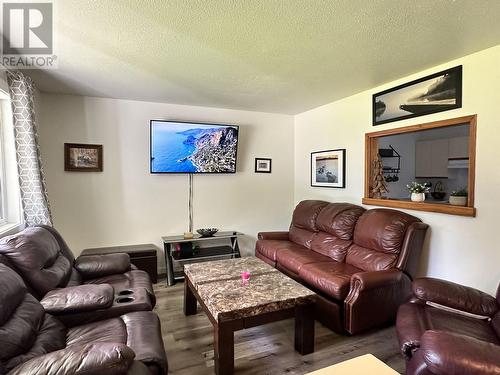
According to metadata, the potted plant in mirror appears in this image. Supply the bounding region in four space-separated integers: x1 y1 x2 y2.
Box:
449 188 468 206
407 182 430 202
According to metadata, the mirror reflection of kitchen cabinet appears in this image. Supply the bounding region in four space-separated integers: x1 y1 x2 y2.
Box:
415 139 449 178
449 136 469 159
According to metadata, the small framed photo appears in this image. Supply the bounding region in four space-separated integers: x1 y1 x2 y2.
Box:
255 158 272 173
64 143 103 172
311 149 345 188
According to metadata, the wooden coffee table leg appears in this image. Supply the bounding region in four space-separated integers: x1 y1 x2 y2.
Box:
294 303 315 355
184 280 197 316
214 322 234 375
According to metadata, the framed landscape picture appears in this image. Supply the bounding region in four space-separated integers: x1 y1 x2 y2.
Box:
373 65 462 126
311 149 345 188
255 158 272 173
64 143 103 172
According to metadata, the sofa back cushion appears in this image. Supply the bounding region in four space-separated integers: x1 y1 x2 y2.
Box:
346 209 420 271
310 203 365 261
315 203 366 240
289 200 328 248
0 264 66 372
0 227 73 298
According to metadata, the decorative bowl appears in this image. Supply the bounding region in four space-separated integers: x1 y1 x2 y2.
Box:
196 228 219 237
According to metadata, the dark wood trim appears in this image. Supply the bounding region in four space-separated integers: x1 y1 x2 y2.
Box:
362 197 475 217
64 143 103 172
184 279 198 316
366 114 476 138
214 322 234 375
467 115 477 208
294 303 315 355
364 115 477 217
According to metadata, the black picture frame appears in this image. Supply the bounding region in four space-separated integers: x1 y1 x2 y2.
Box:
372 65 462 126
255 158 272 173
310 149 346 188
64 143 103 172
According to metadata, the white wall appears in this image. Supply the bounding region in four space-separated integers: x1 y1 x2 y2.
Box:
38 95 295 272
295 45 500 295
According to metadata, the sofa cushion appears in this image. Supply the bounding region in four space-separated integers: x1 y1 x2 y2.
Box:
276 248 332 274
256 240 305 262
67 311 168 374
310 232 352 262
345 244 398 272
289 226 316 249
346 209 419 272
290 200 329 232
0 264 66 373
0 227 72 298
288 200 328 248
83 269 154 298
353 209 419 254
299 261 362 300
316 203 365 240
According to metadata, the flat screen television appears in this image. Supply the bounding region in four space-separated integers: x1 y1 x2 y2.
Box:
150 120 239 173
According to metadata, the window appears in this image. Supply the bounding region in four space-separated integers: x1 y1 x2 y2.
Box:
0 90 23 234
363 115 476 217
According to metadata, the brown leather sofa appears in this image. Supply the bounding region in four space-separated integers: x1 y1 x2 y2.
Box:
397 278 500 375
0 263 167 375
0 225 155 326
256 200 428 334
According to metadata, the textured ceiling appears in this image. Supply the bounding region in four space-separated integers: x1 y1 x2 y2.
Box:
25 0 500 114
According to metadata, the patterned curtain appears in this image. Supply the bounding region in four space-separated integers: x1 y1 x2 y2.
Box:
7 71 52 226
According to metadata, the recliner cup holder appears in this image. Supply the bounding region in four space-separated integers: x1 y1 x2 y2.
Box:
116 296 135 304
118 289 134 296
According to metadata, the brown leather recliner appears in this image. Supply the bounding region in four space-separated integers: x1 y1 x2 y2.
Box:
0 263 167 375
397 278 500 375
0 226 155 325
256 200 429 334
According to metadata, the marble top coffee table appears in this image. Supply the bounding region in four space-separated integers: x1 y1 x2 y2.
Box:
184 257 316 375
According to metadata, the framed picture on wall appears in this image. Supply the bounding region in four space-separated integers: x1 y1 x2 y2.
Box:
373 65 462 126
64 143 103 172
311 149 345 188
255 158 272 173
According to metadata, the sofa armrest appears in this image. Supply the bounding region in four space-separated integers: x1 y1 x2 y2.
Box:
40 284 114 314
257 231 289 240
344 269 412 334
420 330 500 375
350 269 403 291
75 253 131 279
413 278 498 317
7 343 135 375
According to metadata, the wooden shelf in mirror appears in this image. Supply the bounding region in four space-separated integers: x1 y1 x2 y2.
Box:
362 198 475 217
364 115 477 217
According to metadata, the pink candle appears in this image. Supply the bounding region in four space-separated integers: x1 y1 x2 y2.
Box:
241 271 250 282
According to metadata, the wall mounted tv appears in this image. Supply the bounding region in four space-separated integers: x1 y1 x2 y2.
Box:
150 120 239 173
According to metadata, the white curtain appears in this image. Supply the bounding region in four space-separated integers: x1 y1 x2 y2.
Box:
7 71 52 226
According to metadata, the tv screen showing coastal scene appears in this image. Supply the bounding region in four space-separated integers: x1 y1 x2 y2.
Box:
150 121 239 173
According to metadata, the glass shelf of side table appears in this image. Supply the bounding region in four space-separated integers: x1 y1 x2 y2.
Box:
162 231 242 286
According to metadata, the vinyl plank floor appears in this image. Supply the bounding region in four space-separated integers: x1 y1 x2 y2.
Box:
154 282 406 374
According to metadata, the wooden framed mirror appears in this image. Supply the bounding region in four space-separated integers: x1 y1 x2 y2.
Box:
363 115 476 217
